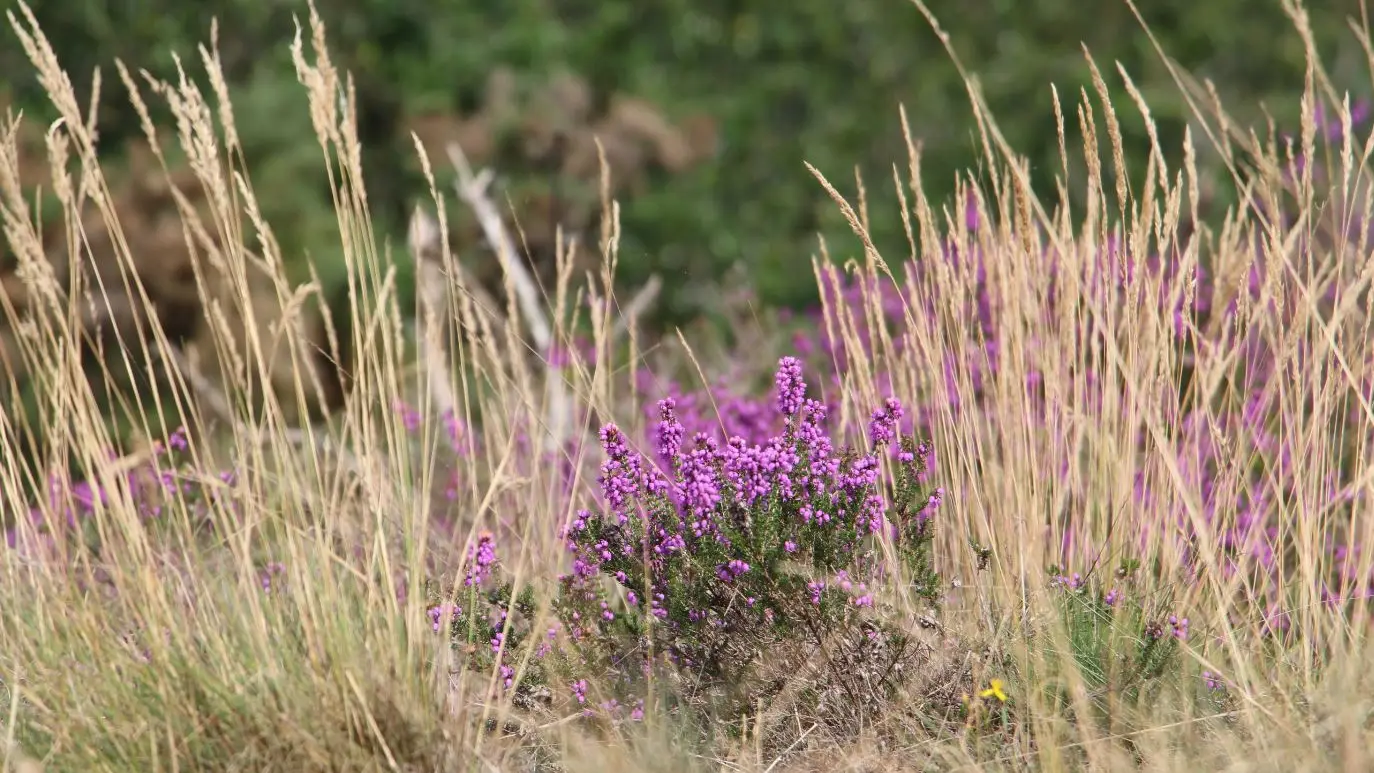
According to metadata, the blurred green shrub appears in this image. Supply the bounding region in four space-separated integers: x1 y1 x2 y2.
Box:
4 0 1368 326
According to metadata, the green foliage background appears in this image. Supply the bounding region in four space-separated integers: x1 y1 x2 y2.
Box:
4 0 1369 326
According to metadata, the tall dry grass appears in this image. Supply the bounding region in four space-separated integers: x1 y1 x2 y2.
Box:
1 0 1372 770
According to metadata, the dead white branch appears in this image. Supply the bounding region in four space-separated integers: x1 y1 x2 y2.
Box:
444 143 571 449
445 143 553 351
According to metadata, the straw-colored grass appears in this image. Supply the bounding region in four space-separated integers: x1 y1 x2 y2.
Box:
3 0 1374 770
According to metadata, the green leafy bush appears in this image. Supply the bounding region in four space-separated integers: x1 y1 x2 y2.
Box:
7 0 1369 325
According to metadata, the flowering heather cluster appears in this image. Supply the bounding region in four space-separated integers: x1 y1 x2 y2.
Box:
423 540 555 704
560 356 943 683
4 426 240 557
785 99 1374 628
259 561 287 594
1201 669 1226 693
463 534 498 587
635 369 795 451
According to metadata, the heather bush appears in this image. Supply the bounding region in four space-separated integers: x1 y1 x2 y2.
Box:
5 427 241 561
420 357 945 743
423 539 553 706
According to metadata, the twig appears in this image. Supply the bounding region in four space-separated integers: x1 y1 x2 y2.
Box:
762 722 819 773
445 143 570 449
445 143 552 351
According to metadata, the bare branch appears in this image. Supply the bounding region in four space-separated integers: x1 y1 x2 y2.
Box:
445 142 552 351
444 143 571 449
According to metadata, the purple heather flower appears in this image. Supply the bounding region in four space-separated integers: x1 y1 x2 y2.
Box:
656 398 685 468
392 400 421 432
568 509 592 534
442 409 469 453
1169 614 1190 641
1051 572 1083 591
599 424 659 521
868 397 904 448
571 679 588 705
680 434 723 536
428 603 462 633
918 487 944 524
1201 670 1224 692
168 426 189 451
914 440 933 471
721 435 795 506
546 343 571 369
69 481 100 511
260 562 286 594
463 534 498 587
716 559 750 582
775 357 807 418
1104 588 1120 607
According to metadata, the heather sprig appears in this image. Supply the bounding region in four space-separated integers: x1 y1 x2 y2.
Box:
1042 558 1211 719
426 538 554 705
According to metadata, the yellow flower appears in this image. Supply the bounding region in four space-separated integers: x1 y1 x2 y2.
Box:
979 679 1008 703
